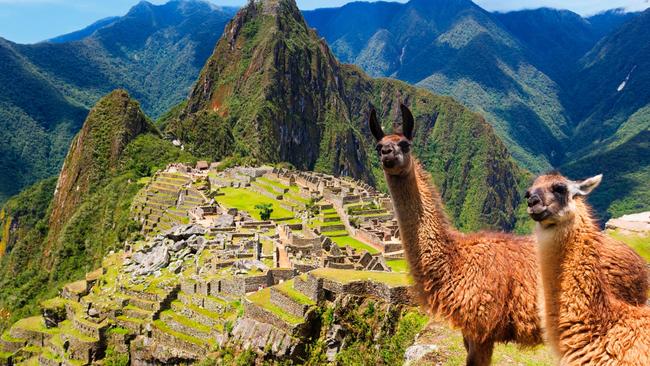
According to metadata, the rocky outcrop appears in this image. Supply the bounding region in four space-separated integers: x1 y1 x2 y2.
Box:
606 211 650 233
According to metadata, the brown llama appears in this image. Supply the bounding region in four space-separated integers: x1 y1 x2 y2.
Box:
368 104 648 366
528 173 650 364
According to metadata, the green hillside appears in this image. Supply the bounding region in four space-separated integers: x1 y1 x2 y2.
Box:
0 1 235 204
304 0 573 172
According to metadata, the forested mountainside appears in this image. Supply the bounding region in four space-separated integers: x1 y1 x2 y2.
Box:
0 0 235 203
303 2 649 220
0 90 196 325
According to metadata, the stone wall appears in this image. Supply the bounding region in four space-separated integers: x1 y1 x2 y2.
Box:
151 326 206 359
294 276 323 302
270 288 309 318
317 276 415 305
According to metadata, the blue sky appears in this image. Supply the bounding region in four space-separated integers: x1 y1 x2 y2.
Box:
0 0 648 44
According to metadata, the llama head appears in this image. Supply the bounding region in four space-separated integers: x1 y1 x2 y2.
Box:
368 104 415 176
525 172 602 227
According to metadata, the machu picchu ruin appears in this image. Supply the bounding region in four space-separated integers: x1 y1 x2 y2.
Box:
0 162 418 365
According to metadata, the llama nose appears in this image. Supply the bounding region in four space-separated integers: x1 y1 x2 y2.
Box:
381 147 393 155
527 194 541 208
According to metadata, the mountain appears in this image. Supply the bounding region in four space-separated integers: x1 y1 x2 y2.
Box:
559 9 650 219
587 8 642 39
0 0 236 204
304 0 573 172
0 38 87 204
46 16 120 43
0 90 195 322
494 8 599 82
165 0 528 232
569 9 650 149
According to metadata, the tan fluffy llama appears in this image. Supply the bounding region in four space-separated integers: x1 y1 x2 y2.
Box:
528 173 650 364
369 105 648 366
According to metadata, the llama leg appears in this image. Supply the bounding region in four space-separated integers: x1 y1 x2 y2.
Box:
464 338 494 366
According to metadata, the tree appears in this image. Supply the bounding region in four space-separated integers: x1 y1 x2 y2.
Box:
255 203 273 220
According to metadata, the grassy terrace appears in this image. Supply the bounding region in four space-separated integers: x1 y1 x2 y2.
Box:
331 235 379 254
152 320 212 347
275 280 315 306
12 316 59 335
217 187 294 220
608 230 650 262
1 331 24 343
311 268 413 287
246 288 304 325
387 259 409 273
160 310 212 333
56 321 97 342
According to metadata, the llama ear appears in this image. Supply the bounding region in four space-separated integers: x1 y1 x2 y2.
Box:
571 174 603 197
368 108 384 142
400 104 414 140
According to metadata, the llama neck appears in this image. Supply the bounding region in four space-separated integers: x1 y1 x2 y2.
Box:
385 159 453 293
537 199 610 351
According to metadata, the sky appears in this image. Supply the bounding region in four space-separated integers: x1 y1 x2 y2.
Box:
0 0 648 44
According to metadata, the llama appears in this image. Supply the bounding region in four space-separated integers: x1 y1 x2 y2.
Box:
369 105 648 366
528 173 650 364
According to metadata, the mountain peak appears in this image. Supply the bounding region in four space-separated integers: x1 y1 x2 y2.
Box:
47 90 155 248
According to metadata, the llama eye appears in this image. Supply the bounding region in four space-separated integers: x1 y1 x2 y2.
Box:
524 190 531 199
398 141 411 153
552 183 567 194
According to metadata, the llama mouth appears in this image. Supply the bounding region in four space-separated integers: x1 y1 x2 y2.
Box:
529 209 550 222
382 159 396 169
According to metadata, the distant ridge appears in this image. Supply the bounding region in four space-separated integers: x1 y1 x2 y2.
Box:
46 16 119 43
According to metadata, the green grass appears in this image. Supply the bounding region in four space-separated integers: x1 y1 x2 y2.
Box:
11 316 57 334
152 320 211 347
607 230 650 262
108 327 130 335
275 280 315 306
420 322 555 365
160 310 212 333
1 329 26 343
387 259 409 273
331 236 379 254
246 288 304 325
217 187 294 220
322 230 348 237
56 320 96 342
257 177 289 191
311 268 413 287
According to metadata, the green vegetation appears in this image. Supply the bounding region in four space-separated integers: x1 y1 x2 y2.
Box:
0 92 196 330
275 280 315 306
331 236 379 254
255 203 274 221
217 187 293 220
246 287 304 325
0 3 237 203
104 347 129 366
386 259 409 273
608 230 650 262
311 268 412 287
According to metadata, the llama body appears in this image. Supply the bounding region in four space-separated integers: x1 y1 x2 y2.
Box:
371 105 648 365
530 174 650 364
